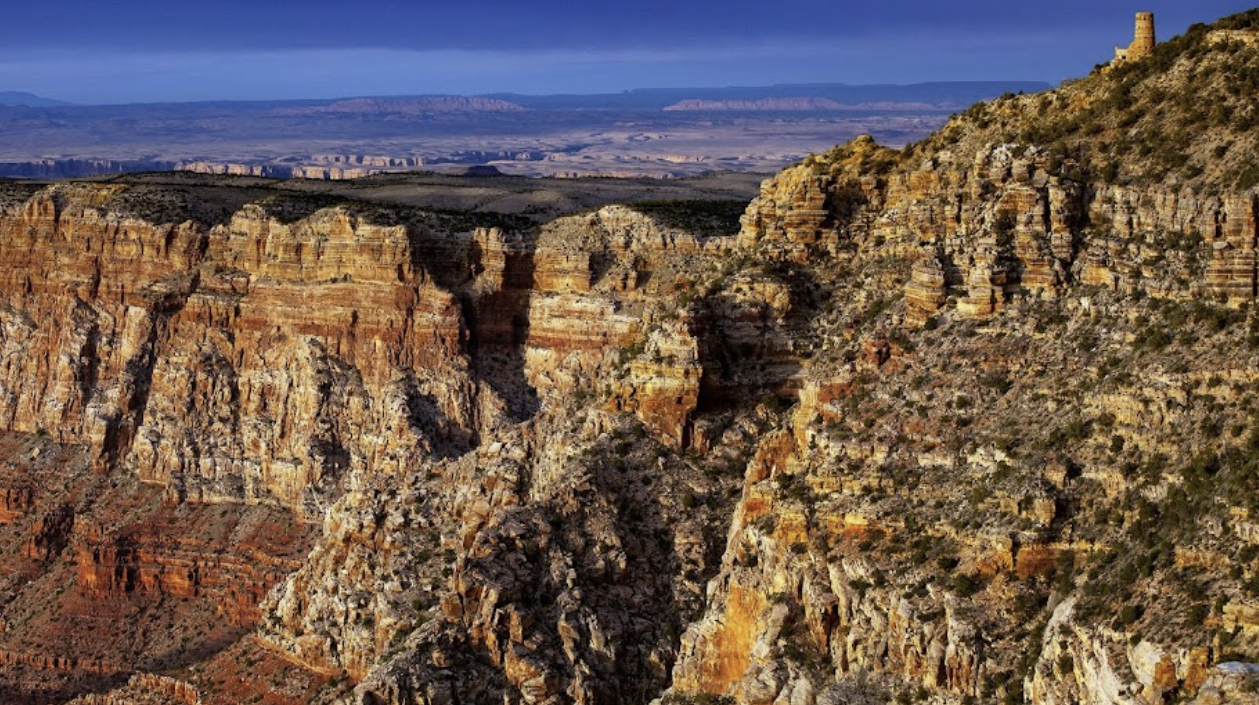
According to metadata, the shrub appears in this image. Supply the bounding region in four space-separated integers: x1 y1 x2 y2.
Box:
951 573 982 597
1115 604 1144 627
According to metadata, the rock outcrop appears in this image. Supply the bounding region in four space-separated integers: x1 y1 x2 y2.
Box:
67 674 202 705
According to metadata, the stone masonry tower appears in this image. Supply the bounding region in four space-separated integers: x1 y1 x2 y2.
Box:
1132 12 1156 59
1113 12 1156 65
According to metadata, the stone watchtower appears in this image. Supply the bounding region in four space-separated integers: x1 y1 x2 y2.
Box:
1114 12 1156 65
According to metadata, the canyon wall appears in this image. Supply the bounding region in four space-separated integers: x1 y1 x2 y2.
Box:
3 151 1259 705
5 24 1259 701
0 185 750 703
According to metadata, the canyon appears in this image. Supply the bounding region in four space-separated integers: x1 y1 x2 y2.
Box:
2 9 1259 705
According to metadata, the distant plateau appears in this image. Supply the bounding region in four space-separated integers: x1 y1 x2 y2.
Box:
0 81 1048 180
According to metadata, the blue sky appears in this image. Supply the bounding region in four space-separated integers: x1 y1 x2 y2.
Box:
0 1 1254 104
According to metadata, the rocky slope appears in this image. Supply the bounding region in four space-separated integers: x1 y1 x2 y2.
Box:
655 12 1259 705
4 7 1259 705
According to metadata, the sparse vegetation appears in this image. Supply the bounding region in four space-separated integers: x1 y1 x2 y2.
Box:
627 200 749 238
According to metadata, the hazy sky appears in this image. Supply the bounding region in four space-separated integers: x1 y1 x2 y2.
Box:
0 1 1254 104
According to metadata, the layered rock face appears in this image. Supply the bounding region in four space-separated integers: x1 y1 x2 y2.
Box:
0 186 478 516
741 140 1258 326
0 183 758 704
0 430 314 704
256 206 755 704
5 157 1259 705
653 66 1259 704
644 23 1259 703
252 132 1259 705
67 674 202 705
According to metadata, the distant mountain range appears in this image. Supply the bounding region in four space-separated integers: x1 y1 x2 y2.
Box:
0 91 70 107
0 81 1049 112
486 81 1052 111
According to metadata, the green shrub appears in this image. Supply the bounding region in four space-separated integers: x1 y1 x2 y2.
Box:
951 573 982 597
1115 604 1143 627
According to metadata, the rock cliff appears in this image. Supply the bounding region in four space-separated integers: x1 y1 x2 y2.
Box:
0 181 750 703
4 8 1259 705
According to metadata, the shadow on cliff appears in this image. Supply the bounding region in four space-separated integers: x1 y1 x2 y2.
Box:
692 261 818 413
415 227 541 424
138 626 249 678
573 448 704 704
93 270 200 475
453 428 730 705
0 678 128 705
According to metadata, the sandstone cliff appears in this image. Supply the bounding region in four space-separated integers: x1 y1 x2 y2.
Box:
0 181 752 703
